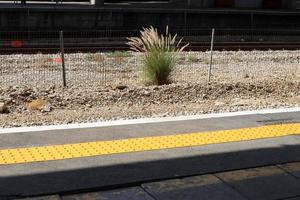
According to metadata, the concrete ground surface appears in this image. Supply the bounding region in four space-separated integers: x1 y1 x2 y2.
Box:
0 110 299 200
15 162 300 200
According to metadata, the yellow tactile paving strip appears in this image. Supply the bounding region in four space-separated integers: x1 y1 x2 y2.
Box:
0 123 299 165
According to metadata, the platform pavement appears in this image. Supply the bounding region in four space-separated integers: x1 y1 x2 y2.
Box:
0 110 299 199
12 162 300 200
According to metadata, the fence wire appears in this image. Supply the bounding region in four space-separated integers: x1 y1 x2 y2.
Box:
1 29 300 87
0 50 299 88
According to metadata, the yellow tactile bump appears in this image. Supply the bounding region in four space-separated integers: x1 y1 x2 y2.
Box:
0 123 299 165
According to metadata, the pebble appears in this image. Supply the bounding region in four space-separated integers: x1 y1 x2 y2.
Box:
0 102 8 114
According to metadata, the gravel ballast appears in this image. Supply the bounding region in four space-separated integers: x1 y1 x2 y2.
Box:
0 79 299 128
0 50 299 128
0 50 299 87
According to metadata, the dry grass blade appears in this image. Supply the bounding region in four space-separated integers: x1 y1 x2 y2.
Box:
127 26 189 85
127 26 188 53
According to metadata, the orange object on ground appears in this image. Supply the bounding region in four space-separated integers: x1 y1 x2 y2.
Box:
52 58 62 63
11 40 22 48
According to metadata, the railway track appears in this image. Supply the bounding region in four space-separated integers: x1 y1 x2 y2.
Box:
0 42 300 54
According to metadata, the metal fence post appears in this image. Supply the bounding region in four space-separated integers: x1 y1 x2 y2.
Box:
59 30 67 87
208 28 215 82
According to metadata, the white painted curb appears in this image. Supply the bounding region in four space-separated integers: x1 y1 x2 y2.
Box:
0 107 299 134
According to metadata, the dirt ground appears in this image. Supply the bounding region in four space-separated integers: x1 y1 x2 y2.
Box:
0 78 299 128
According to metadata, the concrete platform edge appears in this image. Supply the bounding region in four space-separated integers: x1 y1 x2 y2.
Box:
1 107 299 134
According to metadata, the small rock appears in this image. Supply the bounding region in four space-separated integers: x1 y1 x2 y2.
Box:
48 94 57 98
244 74 250 78
116 85 128 90
162 112 169 117
152 86 160 91
41 105 52 113
143 91 151 96
226 85 233 90
0 102 8 114
202 94 209 99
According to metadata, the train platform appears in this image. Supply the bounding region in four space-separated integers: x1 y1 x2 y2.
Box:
0 108 300 199
15 162 300 200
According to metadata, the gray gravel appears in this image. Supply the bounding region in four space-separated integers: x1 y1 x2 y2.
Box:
0 50 299 87
0 79 299 128
0 50 299 128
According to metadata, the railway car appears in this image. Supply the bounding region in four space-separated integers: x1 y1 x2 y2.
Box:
0 0 299 45
91 0 300 10
1 0 299 9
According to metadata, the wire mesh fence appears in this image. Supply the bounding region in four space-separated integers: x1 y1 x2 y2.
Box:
1 29 300 88
1 50 299 88
1 28 300 48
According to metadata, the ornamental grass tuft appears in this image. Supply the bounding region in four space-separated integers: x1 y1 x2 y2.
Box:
127 26 188 85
